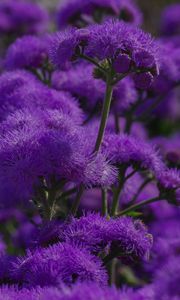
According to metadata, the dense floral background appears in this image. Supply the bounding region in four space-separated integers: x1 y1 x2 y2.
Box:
0 0 179 299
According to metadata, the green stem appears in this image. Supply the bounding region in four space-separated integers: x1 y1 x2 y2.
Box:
110 168 126 216
117 196 162 216
70 75 114 215
109 259 117 286
94 75 113 152
70 184 84 216
80 54 106 73
124 169 137 182
48 187 57 220
60 187 77 199
101 188 108 216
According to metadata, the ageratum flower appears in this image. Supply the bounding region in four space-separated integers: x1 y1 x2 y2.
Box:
150 219 180 271
0 109 116 205
102 133 164 174
29 220 63 249
13 242 108 287
60 213 109 252
0 254 16 284
157 168 180 190
52 63 105 111
160 4 180 36
39 282 149 300
52 65 137 114
108 217 153 261
152 41 180 94
153 134 180 166
112 77 137 113
0 0 49 35
50 20 159 88
4 36 48 70
153 257 180 300
0 286 44 300
56 0 142 29
0 70 84 124
157 168 180 205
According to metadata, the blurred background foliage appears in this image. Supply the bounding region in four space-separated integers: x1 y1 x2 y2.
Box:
37 0 178 35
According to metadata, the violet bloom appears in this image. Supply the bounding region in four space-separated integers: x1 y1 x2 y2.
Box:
153 257 180 300
107 217 153 261
152 41 180 95
102 133 164 175
149 219 180 271
60 213 109 252
4 35 48 70
0 109 116 206
49 20 159 88
0 0 49 35
161 4 180 36
13 242 107 287
0 254 16 284
157 168 180 205
153 134 180 166
0 286 44 300
52 62 105 111
39 282 147 300
56 0 142 29
0 70 84 124
29 220 63 249
112 77 137 113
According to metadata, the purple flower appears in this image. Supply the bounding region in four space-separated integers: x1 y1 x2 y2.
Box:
153 257 180 300
29 220 63 249
108 217 153 261
0 0 49 35
133 72 154 90
157 168 180 190
112 77 137 113
149 219 180 271
153 134 180 165
4 35 48 70
0 286 44 300
0 254 16 284
86 19 159 78
60 213 109 252
102 133 164 174
157 168 180 205
56 0 142 29
50 19 159 88
0 70 84 124
152 41 180 94
160 4 180 36
39 282 149 300
13 242 108 287
52 63 105 111
49 28 89 70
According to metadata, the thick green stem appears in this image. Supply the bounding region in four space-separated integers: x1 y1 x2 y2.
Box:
70 76 113 216
94 76 113 152
117 196 162 216
101 188 108 216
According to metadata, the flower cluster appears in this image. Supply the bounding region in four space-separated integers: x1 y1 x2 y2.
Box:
0 1 179 299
